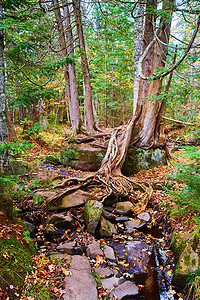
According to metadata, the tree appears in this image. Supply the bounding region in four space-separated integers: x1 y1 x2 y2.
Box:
72 0 96 134
52 0 81 136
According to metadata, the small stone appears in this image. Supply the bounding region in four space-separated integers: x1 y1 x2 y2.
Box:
56 241 82 255
137 212 151 222
104 245 116 262
115 201 134 215
24 221 35 233
86 240 103 259
102 210 116 221
110 281 139 299
45 213 74 229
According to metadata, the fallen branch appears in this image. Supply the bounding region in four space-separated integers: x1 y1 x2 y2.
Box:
162 116 194 126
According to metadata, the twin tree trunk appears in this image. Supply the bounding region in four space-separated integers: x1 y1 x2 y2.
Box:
132 0 175 150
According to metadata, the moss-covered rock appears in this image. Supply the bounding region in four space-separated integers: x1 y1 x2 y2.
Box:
99 216 117 237
172 231 199 288
60 144 105 171
115 201 134 215
122 147 167 175
40 154 60 165
83 200 103 235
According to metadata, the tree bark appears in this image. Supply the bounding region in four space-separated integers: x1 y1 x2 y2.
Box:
72 0 95 134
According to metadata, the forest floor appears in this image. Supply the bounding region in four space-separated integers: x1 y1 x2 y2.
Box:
0 124 199 300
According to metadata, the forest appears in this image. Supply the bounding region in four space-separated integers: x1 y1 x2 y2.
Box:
0 0 200 299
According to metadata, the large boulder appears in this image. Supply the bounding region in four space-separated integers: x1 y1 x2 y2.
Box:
84 200 103 234
60 144 105 171
60 145 167 174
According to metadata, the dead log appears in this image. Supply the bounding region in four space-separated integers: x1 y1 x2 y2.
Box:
162 116 194 127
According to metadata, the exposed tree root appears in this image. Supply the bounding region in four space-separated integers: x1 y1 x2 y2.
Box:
48 115 153 215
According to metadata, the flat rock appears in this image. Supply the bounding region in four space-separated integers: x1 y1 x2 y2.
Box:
100 216 117 237
63 255 98 300
101 277 124 291
115 201 134 215
86 240 103 259
110 281 139 299
50 190 90 210
104 245 116 262
93 268 114 278
137 212 151 222
84 200 103 235
57 241 83 255
125 219 146 231
34 190 57 200
125 241 151 273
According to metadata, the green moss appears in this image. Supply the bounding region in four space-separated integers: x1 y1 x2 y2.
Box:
171 232 189 259
0 235 36 290
60 145 80 166
182 248 192 267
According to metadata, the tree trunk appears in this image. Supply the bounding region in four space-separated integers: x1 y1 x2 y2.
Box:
72 0 95 134
62 0 81 135
52 0 81 136
0 0 7 146
132 0 175 149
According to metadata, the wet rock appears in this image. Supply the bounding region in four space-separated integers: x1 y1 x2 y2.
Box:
57 241 83 255
110 281 139 299
101 277 124 291
137 212 151 222
45 213 74 229
104 245 116 262
125 241 151 273
86 240 103 259
50 190 90 210
84 200 103 235
94 268 114 278
115 201 134 215
115 216 129 222
100 216 117 237
102 210 116 221
63 255 98 300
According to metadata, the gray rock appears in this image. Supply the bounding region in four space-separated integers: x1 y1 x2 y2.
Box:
104 245 116 262
110 281 139 299
24 221 35 233
101 277 124 291
45 213 74 229
94 268 114 278
125 241 151 273
179 245 199 273
115 201 134 215
50 190 90 210
57 241 83 255
125 219 146 231
137 212 151 222
63 255 98 300
34 190 57 200
86 240 103 259
100 216 117 237
84 200 103 235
